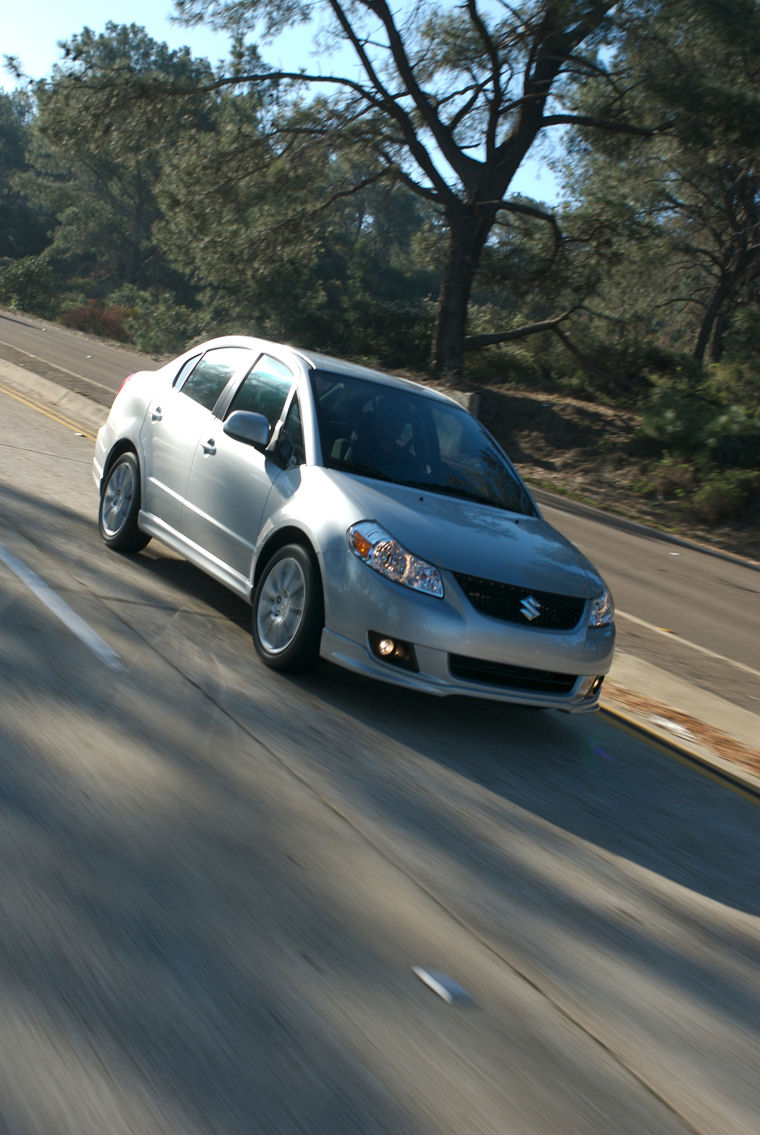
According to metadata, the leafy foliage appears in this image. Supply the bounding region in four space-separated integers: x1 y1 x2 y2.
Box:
0 91 48 258
559 0 760 368
0 6 757 526
172 0 633 378
0 254 55 315
20 24 216 293
59 298 130 340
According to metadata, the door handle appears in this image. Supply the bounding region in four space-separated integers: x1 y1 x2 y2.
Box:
202 439 217 455
151 406 162 421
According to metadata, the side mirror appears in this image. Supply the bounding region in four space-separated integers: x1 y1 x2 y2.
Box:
223 410 270 450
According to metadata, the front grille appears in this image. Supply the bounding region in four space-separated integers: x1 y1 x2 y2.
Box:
449 654 578 695
454 573 585 631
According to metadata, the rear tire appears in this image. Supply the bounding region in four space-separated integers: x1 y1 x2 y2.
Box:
99 452 151 552
252 544 323 671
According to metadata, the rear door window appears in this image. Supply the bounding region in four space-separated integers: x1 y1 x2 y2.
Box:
178 347 254 413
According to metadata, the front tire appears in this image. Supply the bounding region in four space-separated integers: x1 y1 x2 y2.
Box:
99 452 151 552
252 544 323 672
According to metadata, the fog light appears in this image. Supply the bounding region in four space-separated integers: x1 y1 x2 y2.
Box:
368 631 419 672
578 675 605 699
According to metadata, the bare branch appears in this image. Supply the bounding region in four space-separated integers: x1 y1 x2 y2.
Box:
356 0 477 185
465 309 575 351
541 113 674 136
466 0 502 156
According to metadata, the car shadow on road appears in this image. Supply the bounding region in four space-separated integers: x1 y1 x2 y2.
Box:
98 521 760 928
299 662 760 917
3 499 759 1130
3 478 756 923
0 605 429 1134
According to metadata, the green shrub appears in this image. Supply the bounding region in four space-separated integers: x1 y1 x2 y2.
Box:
719 310 760 365
108 286 201 355
640 376 713 453
640 365 760 472
704 358 760 406
0 255 56 316
691 471 760 524
704 405 760 469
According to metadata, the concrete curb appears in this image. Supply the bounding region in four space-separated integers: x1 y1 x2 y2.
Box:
0 358 108 436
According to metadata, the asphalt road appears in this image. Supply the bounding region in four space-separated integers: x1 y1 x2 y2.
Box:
0 308 152 406
539 502 760 714
1 347 760 1132
1 307 758 713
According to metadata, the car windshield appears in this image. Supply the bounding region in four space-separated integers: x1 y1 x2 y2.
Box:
311 370 536 516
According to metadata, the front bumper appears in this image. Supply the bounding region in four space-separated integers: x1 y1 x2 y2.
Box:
319 553 615 711
320 628 607 711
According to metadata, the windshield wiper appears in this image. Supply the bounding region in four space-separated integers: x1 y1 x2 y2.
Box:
329 464 532 514
398 479 512 509
328 459 394 483
413 480 535 515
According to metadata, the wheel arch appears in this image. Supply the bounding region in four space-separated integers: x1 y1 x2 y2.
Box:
252 526 324 607
101 438 140 492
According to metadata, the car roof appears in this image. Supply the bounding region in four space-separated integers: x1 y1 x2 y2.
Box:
188 335 461 407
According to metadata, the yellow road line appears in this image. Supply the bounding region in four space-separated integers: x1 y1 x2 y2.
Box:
0 380 97 441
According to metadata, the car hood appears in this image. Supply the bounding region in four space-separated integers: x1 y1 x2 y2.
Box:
324 470 604 598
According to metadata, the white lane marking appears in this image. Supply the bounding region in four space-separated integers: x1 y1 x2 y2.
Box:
0 337 118 394
616 609 760 680
0 541 124 671
412 967 474 1005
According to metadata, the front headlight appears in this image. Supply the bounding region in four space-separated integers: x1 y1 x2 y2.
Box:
589 588 614 627
348 521 444 598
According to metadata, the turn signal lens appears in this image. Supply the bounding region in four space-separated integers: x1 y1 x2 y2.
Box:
348 521 444 598
349 528 373 558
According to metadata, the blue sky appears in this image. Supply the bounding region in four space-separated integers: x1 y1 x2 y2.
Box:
1 1 233 88
1 1 559 201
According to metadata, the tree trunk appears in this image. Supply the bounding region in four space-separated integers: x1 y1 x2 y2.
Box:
696 239 759 362
709 307 731 363
431 202 498 381
694 271 734 363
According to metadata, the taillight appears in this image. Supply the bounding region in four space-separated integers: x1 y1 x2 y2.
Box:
115 373 136 396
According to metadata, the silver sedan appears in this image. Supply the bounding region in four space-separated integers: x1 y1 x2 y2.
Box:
94 336 615 710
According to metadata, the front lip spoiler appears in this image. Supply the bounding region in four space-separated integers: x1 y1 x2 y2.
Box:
319 628 604 713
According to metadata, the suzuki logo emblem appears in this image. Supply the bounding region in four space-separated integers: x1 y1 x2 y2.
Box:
520 594 541 622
